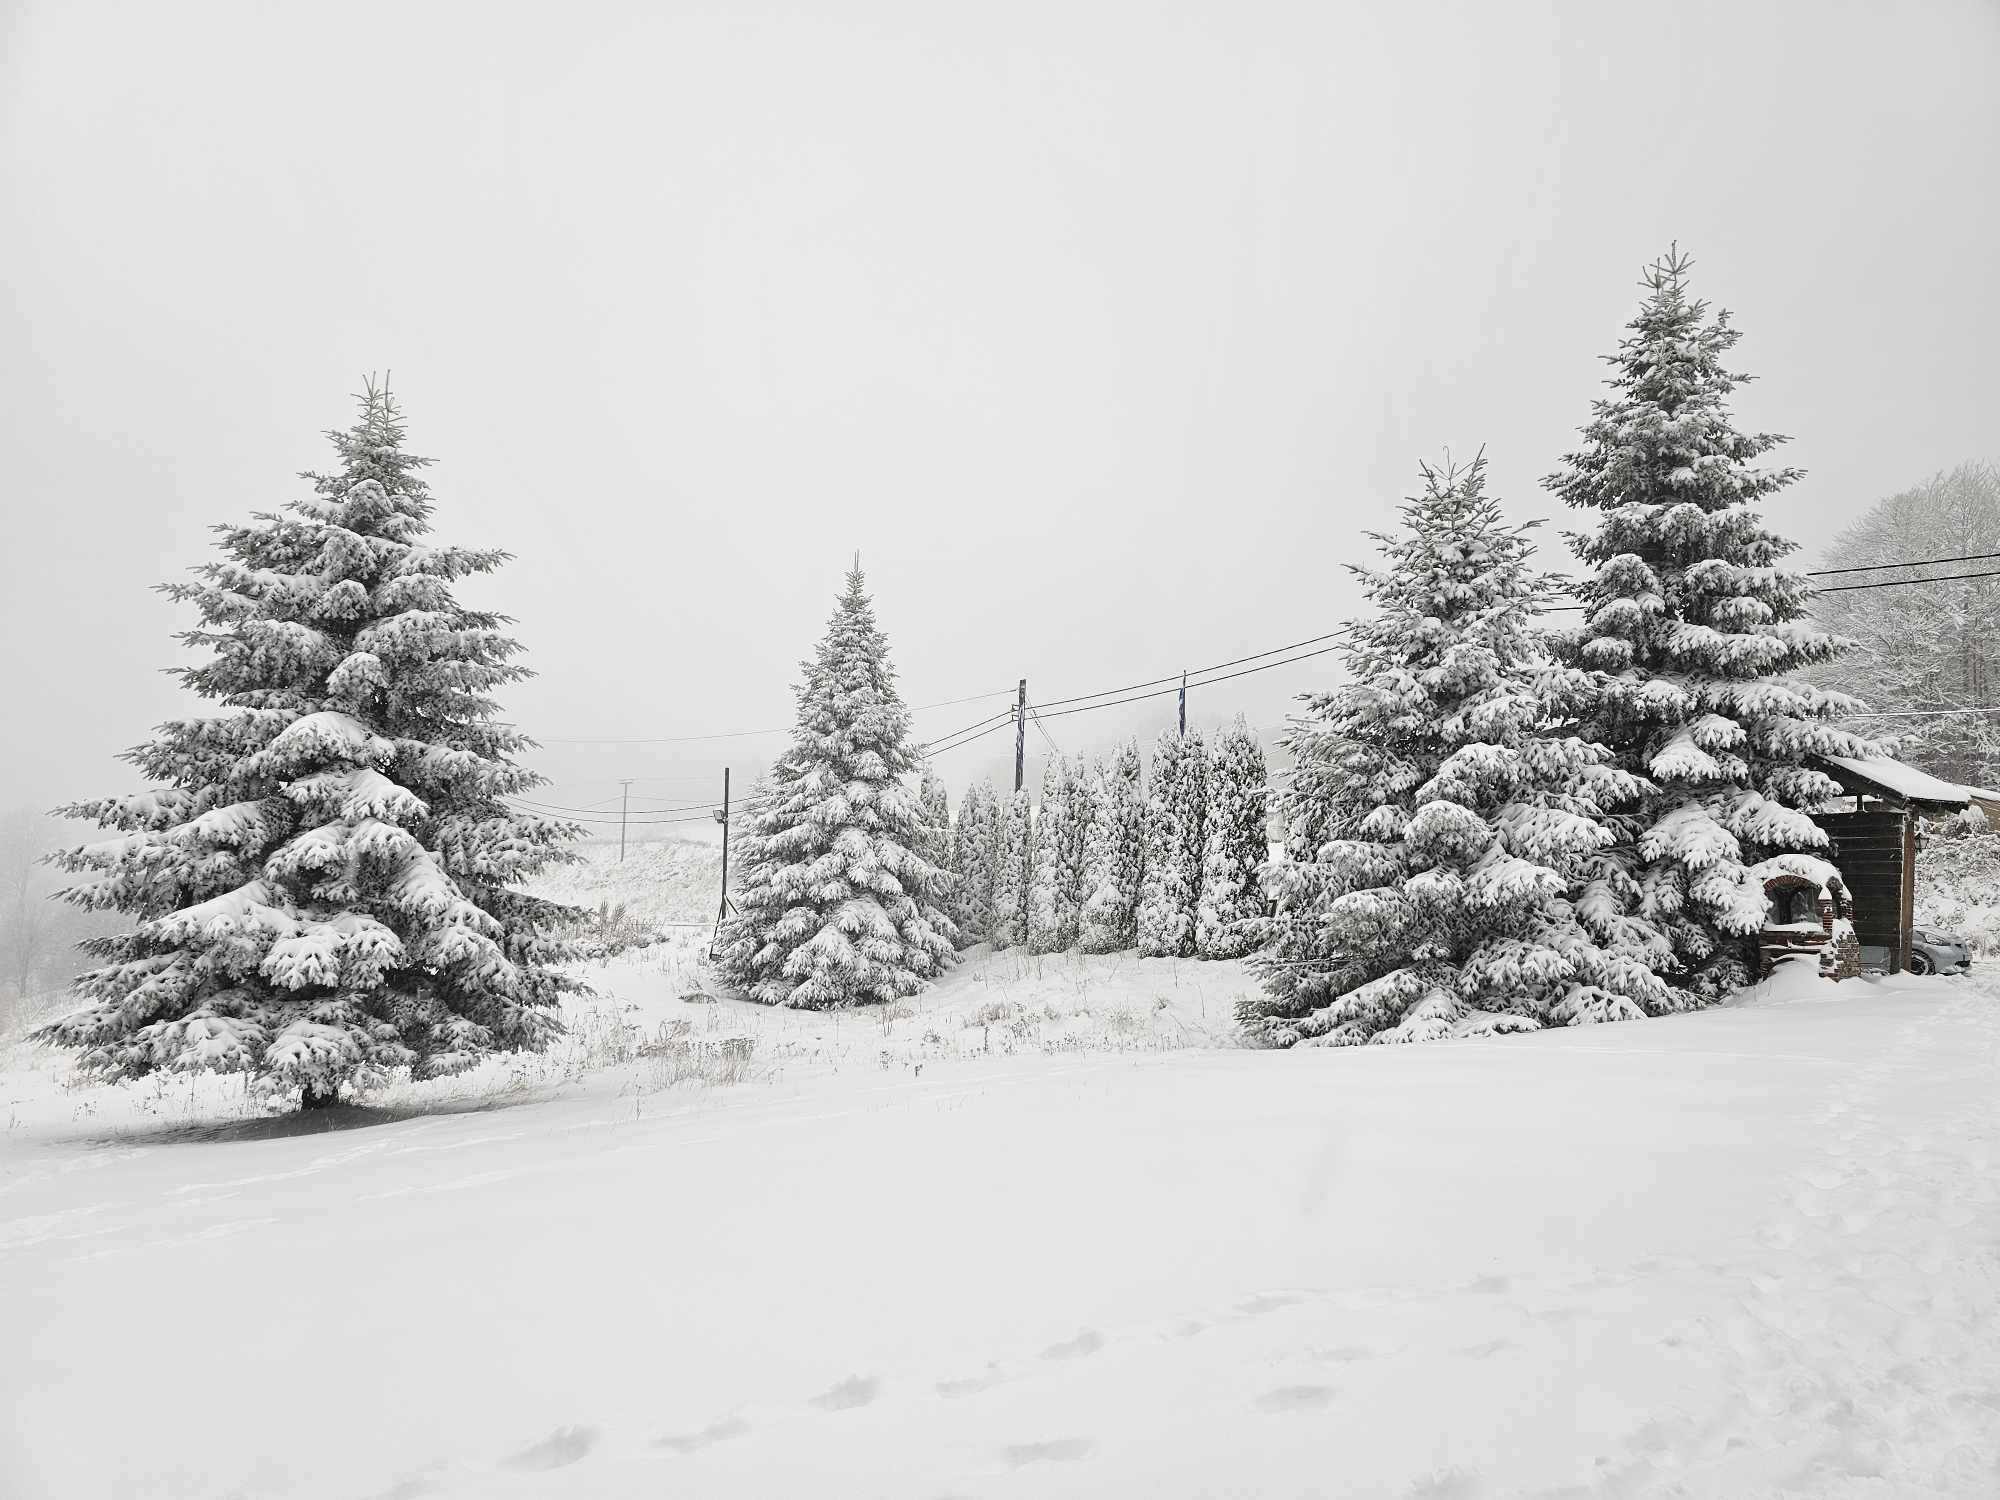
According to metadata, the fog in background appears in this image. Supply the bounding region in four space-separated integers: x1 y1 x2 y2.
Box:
3 0 1996 868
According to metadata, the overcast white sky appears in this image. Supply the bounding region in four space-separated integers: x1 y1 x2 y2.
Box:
3 0 1996 831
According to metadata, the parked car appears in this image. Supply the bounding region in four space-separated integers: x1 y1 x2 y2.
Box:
1910 927 1973 976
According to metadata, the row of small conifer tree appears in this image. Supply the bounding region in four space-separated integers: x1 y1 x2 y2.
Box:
919 717 1271 962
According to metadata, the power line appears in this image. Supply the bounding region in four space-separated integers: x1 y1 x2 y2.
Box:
1816 567 2000 594
1033 628 1350 711
1034 642 1348 722
1842 705 2000 720
921 717 1017 757
502 798 719 826
1549 559 2000 613
916 706 1016 752
537 724 790 747
532 685 1016 747
1809 549 2000 578
1030 708 1063 759
909 687 1020 711
510 794 719 816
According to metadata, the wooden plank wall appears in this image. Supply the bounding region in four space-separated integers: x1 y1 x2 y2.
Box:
1812 809 1914 971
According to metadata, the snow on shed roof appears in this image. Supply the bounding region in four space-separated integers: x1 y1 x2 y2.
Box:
1816 754 2000 810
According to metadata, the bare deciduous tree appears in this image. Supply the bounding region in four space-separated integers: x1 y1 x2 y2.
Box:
1809 461 2000 789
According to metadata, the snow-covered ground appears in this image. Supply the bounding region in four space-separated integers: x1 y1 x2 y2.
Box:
4 955 1999 1499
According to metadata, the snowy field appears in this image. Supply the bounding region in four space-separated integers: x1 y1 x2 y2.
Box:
4 956 1999 1500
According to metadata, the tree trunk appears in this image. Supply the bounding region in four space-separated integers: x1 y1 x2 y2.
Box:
299 1082 341 1111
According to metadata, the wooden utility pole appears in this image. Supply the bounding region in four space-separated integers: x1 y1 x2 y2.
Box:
1178 670 1188 735
711 767 732 958
1014 679 1028 792
617 779 633 863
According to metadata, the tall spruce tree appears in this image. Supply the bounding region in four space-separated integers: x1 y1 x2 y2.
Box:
1241 455 1670 1046
1079 739 1145 953
713 562 956 1007
951 779 1001 946
34 382 583 1108
1196 716 1271 959
992 787 1034 951
1137 729 1207 957
1548 247 1876 998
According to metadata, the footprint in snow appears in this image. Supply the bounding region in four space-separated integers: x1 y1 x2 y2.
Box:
1402 1467 1481 1498
936 1365 1008 1398
1237 1291 1308 1316
1041 1330 1104 1360
813 1375 880 1411
1460 1339 1513 1359
1003 1437 1095 1466
656 1415 748 1453
1314 1345 1374 1365
1255 1385 1334 1413
1467 1275 1511 1295
507 1426 597 1472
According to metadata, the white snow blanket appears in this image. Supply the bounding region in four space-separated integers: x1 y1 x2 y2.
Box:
2 952 1997 1498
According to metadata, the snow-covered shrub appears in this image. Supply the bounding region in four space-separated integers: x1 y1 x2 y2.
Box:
1078 739 1145 953
1138 730 1207 957
992 787 1034 951
916 763 958 919
951 780 1001 946
1197 716 1270 959
1027 759 1079 954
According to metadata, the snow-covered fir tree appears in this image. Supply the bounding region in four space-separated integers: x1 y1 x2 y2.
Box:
1547 246 1877 999
1026 759 1075 954
1137 729 1207 957
713 562 957 1007
992 787 1034 951
1196 716 1271 959
1239 454 1675 1046
34 382 583 1108
1078 739 1146 953
951 779 1001 946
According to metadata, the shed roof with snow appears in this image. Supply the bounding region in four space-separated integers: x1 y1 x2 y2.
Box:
1812 754 2000 820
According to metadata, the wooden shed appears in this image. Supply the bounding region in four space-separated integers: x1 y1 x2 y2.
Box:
1806 754 1997 973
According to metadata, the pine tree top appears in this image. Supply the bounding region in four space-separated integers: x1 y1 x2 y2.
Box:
1545 246 1854 696
789 561 917 781
1353 451 1562 646
1550 246 1802 564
